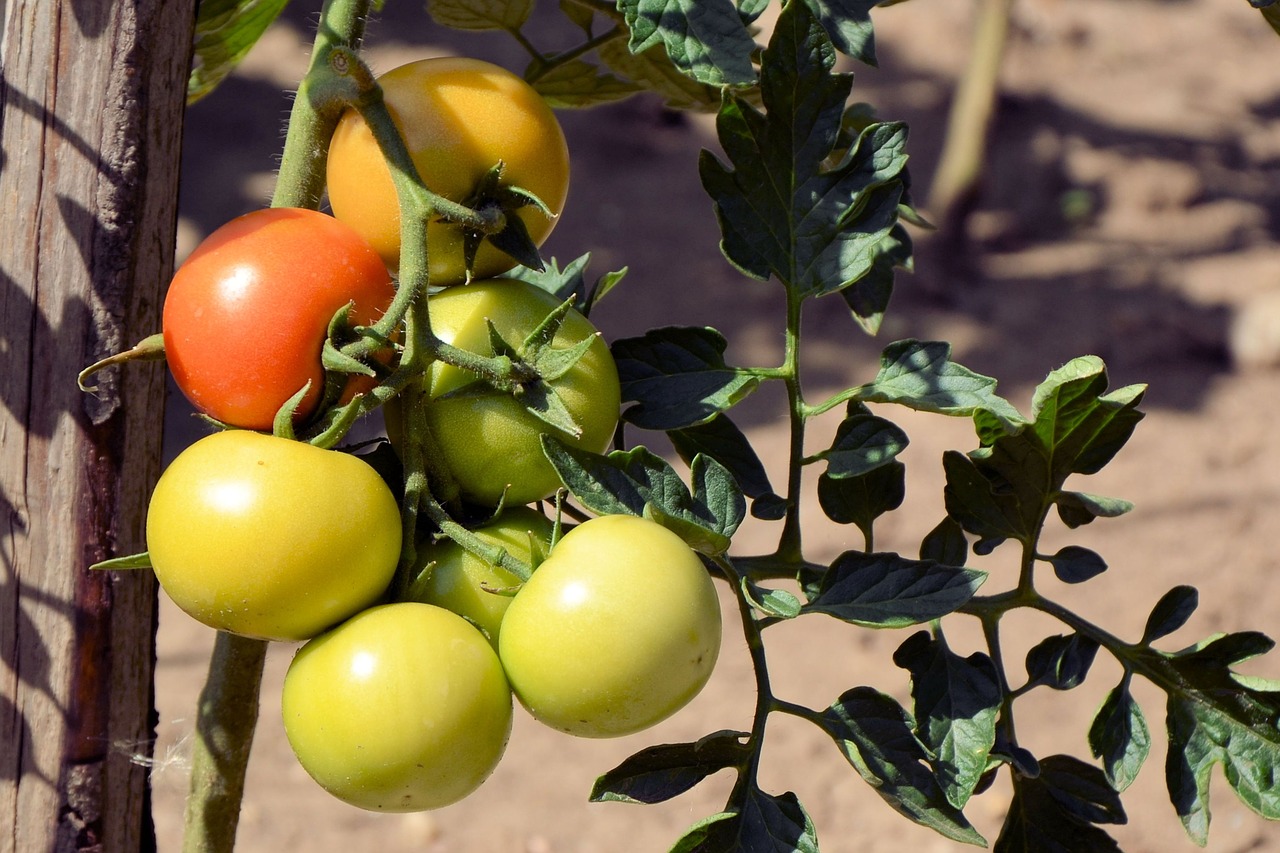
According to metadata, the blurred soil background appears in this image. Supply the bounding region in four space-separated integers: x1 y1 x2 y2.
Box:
151 0 1280 850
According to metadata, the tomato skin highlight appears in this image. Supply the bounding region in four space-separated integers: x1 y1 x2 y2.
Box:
145 430 401 642
325 57 570 284
406 506 555 649
419 278 620 507
162 207 395 430
498 515 723 738
282 603 513 812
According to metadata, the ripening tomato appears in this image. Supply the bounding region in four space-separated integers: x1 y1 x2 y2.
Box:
325 57 570 284
406 506 555 648
163 207 396 430
145 430 401 641
419 279 620 506
498 515 722 738
282 603 513 812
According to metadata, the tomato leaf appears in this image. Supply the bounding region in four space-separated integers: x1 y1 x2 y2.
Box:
1024 634 1099 692
188 0 290 105
943 356 1143 549
801 0 881 66
857 340 1024 431
426 0 532 30
669 788 820 853
1045 545 1108 585
670 414 780 514
596 39 724 111
893 631 1001 809
612 326 760 430
617 0 759 87
816 461 905 536
590 730 750 805
813 406 909 478
1088 678 1150 793
541 439 741 550
802 551 985 628
530 59 644 108
506 253 627 316
1141 585 1198 645
1054 490 1133 529
841 224 912 335
820 687 986 844
995 755 1126 852
740 576 802 620
699 1 909 297
919 517 968 567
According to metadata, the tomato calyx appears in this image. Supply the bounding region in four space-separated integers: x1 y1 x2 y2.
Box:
457 162 557 283
77 333 166 394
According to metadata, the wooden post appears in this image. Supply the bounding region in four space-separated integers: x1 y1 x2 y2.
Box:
0 1 195 851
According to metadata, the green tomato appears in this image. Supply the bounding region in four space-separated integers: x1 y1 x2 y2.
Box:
421 279 620 506
282 603 513 812
406 507 555 649
498 515 722 738
146 430 401 642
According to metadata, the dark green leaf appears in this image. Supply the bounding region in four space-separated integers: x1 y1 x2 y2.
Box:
1261 2 1280 37
816 461 905 534
670 789 819 853
670 414 777 504
859 340 1025 431
1141 586 1198 645
821 687 986 844
803 0 880 65
541 438 739 551
1046 545 1107 584
643 502 732 557
506 254 626 315
530 59 643 108
816 411 908 478
699 2 909 296
894 632 1001 808
188 0 290 104
1088 680 1150 792
1024 634 1099 691
427 0 532 29
618 0 759 87
840 224 911 335
590 730 749 804
945 357 1143 545
920 517 968 567
802 551 984 628
741 577 803 619
612 327 759 430
1054 490 1134 529
995 755 1126 852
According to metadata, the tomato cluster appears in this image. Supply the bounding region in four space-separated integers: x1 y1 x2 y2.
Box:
136 54 723 815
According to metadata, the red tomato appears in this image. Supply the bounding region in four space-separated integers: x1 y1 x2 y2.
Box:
162 208 396 430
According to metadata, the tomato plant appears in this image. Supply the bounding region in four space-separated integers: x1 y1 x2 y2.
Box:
76 0 1280 850
406 505 554 648
145 430 401 642
419 278 620 507
162 207 396 430
282 602 513 811
498 514 722 738
326 56 570 284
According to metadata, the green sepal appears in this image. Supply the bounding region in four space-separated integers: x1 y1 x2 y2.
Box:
90 551 152 571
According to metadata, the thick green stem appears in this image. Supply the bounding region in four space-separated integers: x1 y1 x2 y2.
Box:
181 633 268 853
182 3 370 852
777 289 807 562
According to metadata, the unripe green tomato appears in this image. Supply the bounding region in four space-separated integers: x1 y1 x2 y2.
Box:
282 603 513 812
406 507 555 649
145 431 401 642
421 279 620 506
498 515 722 738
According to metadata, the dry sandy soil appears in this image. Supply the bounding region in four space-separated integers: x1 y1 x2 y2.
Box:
150 1 1280 850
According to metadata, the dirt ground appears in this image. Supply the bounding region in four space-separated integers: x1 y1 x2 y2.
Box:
150 1 1280 850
